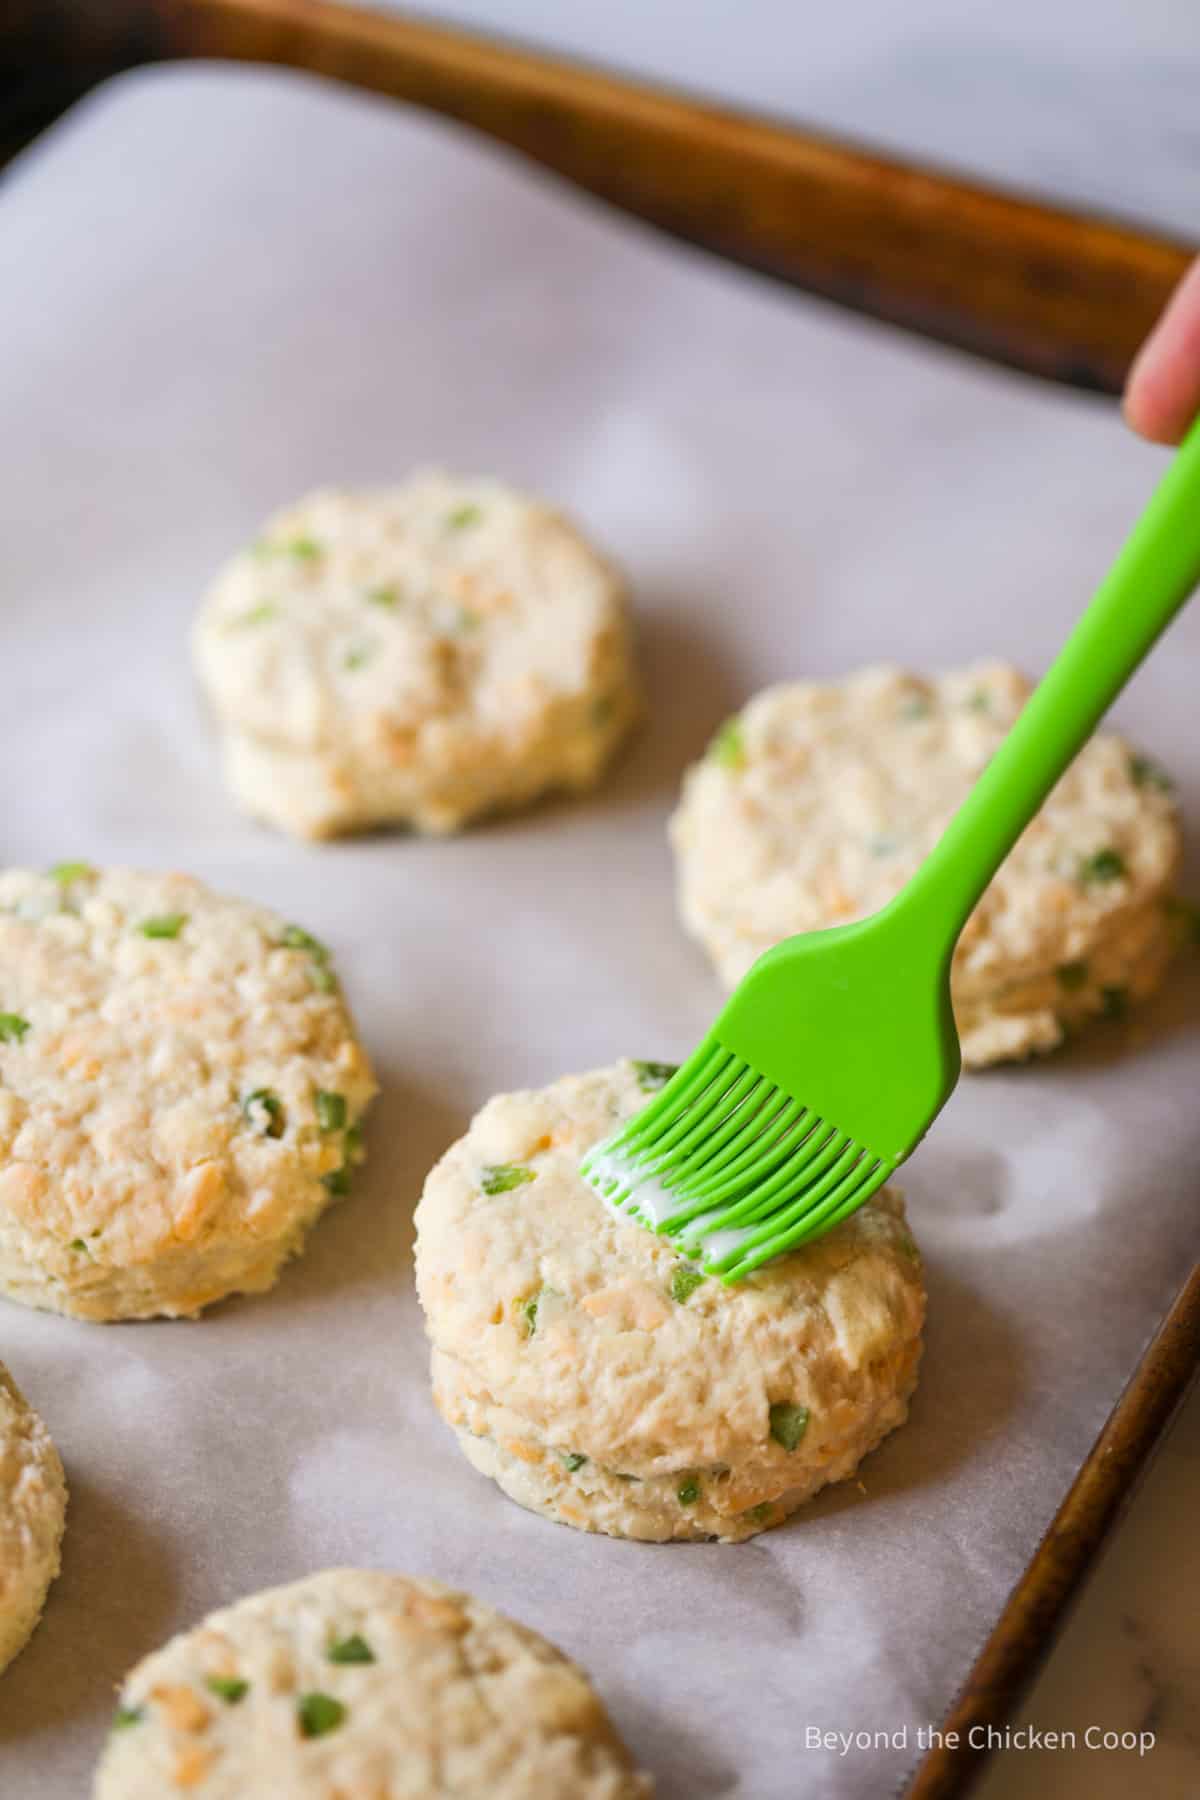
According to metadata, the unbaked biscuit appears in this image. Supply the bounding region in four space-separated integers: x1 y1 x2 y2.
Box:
192 474 640 838
670 663 1182 1066
0 1360 67 1673
93 1568 652 1798
415 1061 924 1543
0 865 376 1321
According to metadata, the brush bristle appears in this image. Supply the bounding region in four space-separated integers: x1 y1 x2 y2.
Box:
581 1046 890 1280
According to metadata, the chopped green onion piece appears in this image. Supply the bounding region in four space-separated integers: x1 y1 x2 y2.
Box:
343 645 373 671
966 689 991 713
1079 849 1126 884
613 1472 641 1483
288 536 322 560
139 914 187 940
322 1167 351 1197
900 697 931 721
365 584 399 607
111 1705 144 1731
480 1163 536 1196
1129 753 1173 791
49 861 94 884
243 1089 285 1138
521 1291 542 1335
708 717 744 769
311 964 339 994
1055 961 1089 991
231 603 278 628
1101 984 1129 1020
446 503 482 530
282 924 328 957
669 1264 705 1304
677 1477 701 1505
315 1091 347 1133
0 1013 31 1043
297 1692 345 1738
328 1634 374 1665
69 1238 88 1253
632 1059 679 1093
897 1235 921 1265
205 1676 249 1705
344 1122 363 1159
743 1501 773 1524
560 1452 587 1472
868 835 899 857
769 1402 810 1452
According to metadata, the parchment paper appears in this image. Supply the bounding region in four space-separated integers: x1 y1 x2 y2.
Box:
1 65 1198 1799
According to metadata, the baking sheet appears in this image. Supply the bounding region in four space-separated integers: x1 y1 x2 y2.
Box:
1 63 1198 1799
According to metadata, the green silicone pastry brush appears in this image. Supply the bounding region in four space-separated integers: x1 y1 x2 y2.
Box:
583 418 1200 1281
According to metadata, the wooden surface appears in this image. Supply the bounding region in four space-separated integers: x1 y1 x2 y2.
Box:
155 0 1194 392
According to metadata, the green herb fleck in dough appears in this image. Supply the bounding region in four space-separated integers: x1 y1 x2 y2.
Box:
897 1235 921 1265
343 645 374 671
205 1676 249 1705
344 1122 363 1160
322 1167 351 1197
231 603 278 628
966 689 991 713
1129 753 1173 792
708 717 744 769
69 1238 88 1253
1101 985 1129 1020
769 1402 810 1452
243 1089 286 1139
1055 961 1089 991
282 925 338 993
297 1693 345 1739
560 1452 587 1473
613 1472 641 1483
669 1264 705 1304
480 1163 536 1196
365 584 399 608
328 1634 375 1665
632 1060 679 1092
868 835 899 857
316 1091 347 1133
111 1706 144 1732
288 536 322 561
677 1477 701 1505
521 1291 543 1336
282 924 329 956
0 1013 31 1043
743 1501 774 1524
900 696 931 721
1079 849 1126 884
49 861 94 884
446 503 483 530
138 914 188 940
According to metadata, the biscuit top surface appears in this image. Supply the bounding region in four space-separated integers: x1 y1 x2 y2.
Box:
94 1568 650 1798
0 1361 66 1626
671 663 1180 989
193 474 629 754
0 867 375 1267
415 1062 924 1477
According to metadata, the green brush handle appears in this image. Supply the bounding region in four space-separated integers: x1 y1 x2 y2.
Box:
900 415 1200 946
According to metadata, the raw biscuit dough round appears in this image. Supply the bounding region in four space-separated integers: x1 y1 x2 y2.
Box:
192 474 641 839
93 1568 652 1799
0 865 376 1321
415 1061 924 1543
670 663 1182 1067
0 1361 66 1674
